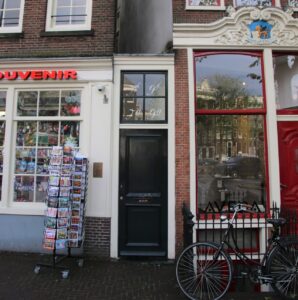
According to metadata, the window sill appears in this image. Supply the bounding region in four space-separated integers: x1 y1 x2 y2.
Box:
0 32 24 38
40 29 94 37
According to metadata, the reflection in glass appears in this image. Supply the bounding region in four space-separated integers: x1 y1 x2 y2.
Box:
61 121 80 147
0 121 5 145
0 149 3 173
196 54 263 110
61 90 81 116
15 148 36 174
0 91 6 117
122 98 143 121
17 92 38 116
274 55 298 110
36 176 48 202
196 115 266 212
145 98 165 121
38 122 59 146
3 10 20 26
123 74 143 97
36 148 51 174
16 122 37 146
145 74 166 97
289 0 298 8
14 176 34 202
189 0 220 6
39 91 59 116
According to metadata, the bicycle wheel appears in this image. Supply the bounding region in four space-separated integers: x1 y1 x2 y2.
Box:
266 239 298 299
176 242 233 300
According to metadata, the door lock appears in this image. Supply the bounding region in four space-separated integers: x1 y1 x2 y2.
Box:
120 196 123 200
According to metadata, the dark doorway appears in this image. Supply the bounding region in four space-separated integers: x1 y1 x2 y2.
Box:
119 129 168 256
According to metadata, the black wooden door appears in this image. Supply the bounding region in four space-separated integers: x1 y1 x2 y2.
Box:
119 129 167 256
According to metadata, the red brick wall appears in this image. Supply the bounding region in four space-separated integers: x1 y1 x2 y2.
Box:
173 0 297 24
175 49 191 255
84 217 111 256
0 0 115 58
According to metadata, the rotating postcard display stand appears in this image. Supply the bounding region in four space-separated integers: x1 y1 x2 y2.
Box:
34 146 88 279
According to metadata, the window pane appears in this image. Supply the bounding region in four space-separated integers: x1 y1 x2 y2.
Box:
0 149 3 173
38 121 59 147
145 98 165 121
0 1 4 8
14 176 34 202
145 74 166 97
3 10 19 26
15 148 36 174
196 115 266 212
289 0 298 8
16 122 37 146
123 74 143 97
0 91 6 117
61 90 81 116
72 6 86 24
17 91 38 116
196 54 264 110
6 0 21 9
36 176 48 203
61 121 80 147
57 0 71 6
39 91 59 116
0 121 5 145
73 0 86 5
235 0 272 6
274 55 298 110
122 98 143 121
55 7 71 24
36 148 51 175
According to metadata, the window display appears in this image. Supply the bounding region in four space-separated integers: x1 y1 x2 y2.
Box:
0 91 6 201
14 89 82 203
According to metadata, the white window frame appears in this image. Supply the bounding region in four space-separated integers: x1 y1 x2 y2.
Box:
185 0 226 11
0 0 25 33
45 0 92 32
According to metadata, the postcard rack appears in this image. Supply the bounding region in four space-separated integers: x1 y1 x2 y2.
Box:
34 146 88 279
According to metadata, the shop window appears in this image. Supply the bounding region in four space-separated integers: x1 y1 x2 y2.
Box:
0 91 6 201
120 72 167 123
0 0 25 33
14 89 81 203
46 0 92 32
195 53 267 213
234 0 273 7
186 0 225 10
274 54 298 113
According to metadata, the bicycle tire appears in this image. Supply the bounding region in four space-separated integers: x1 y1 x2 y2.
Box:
176 242 233 300
266 238 298 299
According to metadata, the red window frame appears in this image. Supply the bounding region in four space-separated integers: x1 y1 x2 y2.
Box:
194 51 270 217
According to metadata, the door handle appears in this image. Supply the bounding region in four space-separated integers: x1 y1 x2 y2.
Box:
280 183 288 189
120 196 123 200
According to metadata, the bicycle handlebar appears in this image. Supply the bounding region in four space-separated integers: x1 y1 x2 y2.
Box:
222 203 257 214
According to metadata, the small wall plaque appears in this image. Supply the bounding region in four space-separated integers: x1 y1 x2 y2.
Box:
93 162 103 178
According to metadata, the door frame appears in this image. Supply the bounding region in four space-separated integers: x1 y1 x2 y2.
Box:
110 56 176 259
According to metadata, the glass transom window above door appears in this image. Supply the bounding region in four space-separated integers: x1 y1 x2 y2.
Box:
120 72 167 123
195 53 267 214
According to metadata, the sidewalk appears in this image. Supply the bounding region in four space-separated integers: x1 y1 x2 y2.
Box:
0 252 280 300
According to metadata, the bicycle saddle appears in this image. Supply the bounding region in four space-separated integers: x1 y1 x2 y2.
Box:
266 218 287 227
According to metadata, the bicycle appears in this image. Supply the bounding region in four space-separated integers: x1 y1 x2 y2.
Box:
176 203 298 300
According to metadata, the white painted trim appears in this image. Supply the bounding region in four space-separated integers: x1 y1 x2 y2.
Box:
196 218 271 229
263 48 281 209
277 115 298 121
111 55 175 259
187 48 197 220
45 0 92 32
0 0 25 33
185 0 225 10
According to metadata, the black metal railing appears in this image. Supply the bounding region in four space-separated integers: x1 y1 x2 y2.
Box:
182 202 298 260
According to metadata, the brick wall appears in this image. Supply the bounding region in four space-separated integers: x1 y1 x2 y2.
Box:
173 0 297 24
0 0 115 58
84 217 111 257
175 49 190 255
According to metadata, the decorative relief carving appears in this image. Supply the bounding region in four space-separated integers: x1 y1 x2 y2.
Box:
215 7 298 46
